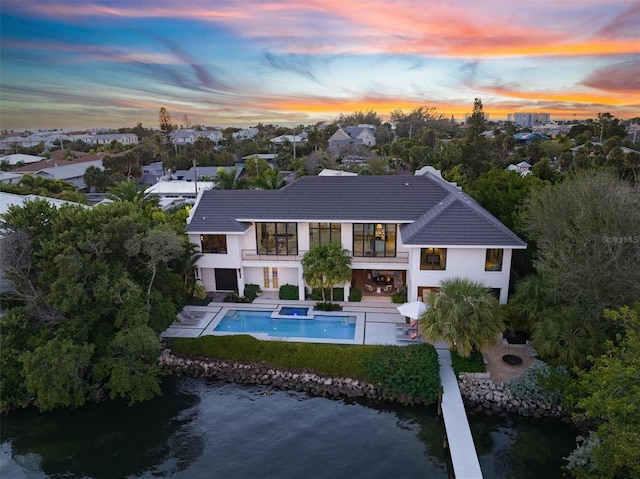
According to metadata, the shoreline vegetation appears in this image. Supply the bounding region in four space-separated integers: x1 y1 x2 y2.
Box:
165 336 568 420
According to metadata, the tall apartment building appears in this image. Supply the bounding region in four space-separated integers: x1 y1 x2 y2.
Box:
507 112 551 128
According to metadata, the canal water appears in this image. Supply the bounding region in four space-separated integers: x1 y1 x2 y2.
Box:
0 377 576 478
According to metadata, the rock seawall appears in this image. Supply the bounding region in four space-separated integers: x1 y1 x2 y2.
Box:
458 372 566 419
160 350 567 418
159 350 425 406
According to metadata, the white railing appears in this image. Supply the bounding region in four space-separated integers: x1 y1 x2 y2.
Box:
241 250 409 263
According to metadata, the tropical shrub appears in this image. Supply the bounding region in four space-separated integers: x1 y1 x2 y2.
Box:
507 360 570 406
243 284 260 301
421 277 503 357
391 291 407 304
348 287 362 302
148 299 177 334
279 284 299 300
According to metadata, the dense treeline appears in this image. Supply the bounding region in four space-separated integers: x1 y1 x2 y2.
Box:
0 200 193 412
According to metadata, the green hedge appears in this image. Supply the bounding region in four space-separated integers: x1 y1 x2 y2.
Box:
170 335 381 379
279 284 299 300
450 350 486 375
391 291 407 304
314 302 342 311
362 343 441 404
348 288 362 302
170 336 441 404
243 284 260 301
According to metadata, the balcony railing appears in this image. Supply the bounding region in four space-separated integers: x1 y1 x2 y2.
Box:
242 250 306 261
241 250 409 263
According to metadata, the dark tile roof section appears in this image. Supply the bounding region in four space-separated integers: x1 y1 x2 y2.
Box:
187 174 527 247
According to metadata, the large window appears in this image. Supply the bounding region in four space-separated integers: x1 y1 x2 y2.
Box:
256 222 298 255
200 234 227 254
353 223 396 257
485 249 503 271
420 248 447 270
309 223 341 248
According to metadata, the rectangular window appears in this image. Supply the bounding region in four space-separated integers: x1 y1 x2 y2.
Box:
256 223 298 255
420 248 447 270
200 234 227 254
485 249 504 271
352 223 396 257
309 222 341 248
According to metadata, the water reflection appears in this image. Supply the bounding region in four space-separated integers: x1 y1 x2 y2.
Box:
469 413 576 479
1 377 204 478
0 377 576 479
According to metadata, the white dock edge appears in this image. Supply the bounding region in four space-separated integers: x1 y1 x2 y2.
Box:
437 347 484 479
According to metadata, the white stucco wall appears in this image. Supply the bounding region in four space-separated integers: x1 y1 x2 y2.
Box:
406 247 513 303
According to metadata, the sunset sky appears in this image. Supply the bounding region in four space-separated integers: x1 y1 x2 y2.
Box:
1 0 639 131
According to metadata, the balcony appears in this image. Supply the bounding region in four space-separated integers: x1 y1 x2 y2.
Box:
241 250 409 264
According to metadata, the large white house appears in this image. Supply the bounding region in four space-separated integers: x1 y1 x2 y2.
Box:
186 169 526 303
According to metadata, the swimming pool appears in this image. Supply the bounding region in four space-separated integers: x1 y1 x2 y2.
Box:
214 309 357 340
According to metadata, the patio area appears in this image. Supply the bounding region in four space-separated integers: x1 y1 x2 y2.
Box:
161 294 411 346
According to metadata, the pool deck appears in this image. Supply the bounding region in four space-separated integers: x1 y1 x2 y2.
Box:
161 296 411 345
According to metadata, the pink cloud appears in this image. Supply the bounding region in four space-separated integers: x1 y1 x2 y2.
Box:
582 61 640 94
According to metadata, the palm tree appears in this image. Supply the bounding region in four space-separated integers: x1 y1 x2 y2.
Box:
106 179 158 210
214 167 248 190
251 167 287 190
420 277 503 357
302 244 352 302
531 306 605 369
506 273 560 331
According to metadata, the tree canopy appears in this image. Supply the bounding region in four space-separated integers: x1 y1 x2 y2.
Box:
0 200 189 412
522 171 640 316
567 304 640 478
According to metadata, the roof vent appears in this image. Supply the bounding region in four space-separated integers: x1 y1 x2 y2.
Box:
405 182 410 186
202 216 206 220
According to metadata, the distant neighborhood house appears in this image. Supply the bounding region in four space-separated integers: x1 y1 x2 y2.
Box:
327 125 376 150
169 129 224 145
91 133 139 145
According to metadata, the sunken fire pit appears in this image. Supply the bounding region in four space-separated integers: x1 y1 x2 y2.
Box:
502 354 523 366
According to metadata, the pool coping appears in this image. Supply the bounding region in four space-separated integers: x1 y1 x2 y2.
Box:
162 300 409 345
201 306 365 345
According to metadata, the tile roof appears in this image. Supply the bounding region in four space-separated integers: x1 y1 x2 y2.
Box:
186 173 527 247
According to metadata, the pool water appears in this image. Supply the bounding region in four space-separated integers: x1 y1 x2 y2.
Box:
214 309 356 339
278 306 310 316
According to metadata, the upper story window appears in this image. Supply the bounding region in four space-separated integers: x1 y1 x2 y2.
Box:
420 248 447 270
309 222 341 248
485 249 504 271
200 234 227 254
256 222 298 255
353 223 396 257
